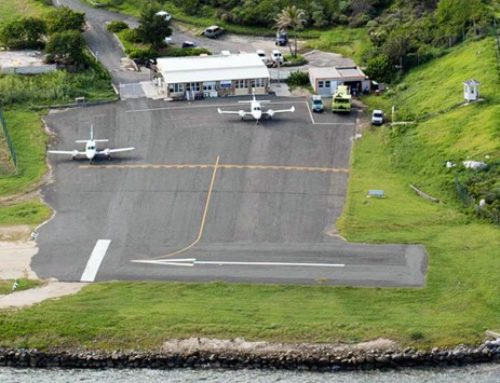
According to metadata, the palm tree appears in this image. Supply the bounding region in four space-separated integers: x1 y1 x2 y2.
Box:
274 5 306 58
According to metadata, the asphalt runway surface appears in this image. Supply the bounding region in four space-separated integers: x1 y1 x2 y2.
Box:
33 97 427 286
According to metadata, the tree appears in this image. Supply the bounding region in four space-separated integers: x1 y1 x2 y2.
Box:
0 17 46 49
365 54 393 83
45 30 86 68
45 6 85 34
274 5 306 57
137 2 172 49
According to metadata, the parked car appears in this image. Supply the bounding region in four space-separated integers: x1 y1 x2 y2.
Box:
256 49 270 65
203 25 225 38
311 95 324 113
271 50 283 65
371 109 384 125
275 30 288 46
182 41 196 48
155 11 172 22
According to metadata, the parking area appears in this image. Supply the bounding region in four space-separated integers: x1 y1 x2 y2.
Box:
33 98 427 286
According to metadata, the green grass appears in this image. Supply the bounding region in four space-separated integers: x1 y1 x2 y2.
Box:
0 279 44 295
0 199 51 225
0 34 498 352
0 109 48 197
392 38 499 118
304 27 372 63
0 58 116 107
0 0 51 25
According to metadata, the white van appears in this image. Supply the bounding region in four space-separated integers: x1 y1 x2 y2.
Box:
256 49 270 65
271 50 283 65
371 109 384 125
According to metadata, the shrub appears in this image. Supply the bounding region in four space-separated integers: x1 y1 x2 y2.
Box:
120 28 142 44
127 47 159 60
45 6 85 33
45 30 87 68
286 71 310 87
283 54 307 67
163 47 211 57
106 21 129 33
0 17 46 49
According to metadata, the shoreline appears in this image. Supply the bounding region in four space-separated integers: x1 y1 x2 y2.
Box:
1 338 499 371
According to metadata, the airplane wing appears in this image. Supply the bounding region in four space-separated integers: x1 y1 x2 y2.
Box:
48 150 84 156
263 106 295 117
217 108 249 117
99 147 135 154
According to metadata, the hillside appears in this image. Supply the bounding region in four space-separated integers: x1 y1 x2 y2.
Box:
363 37 499 219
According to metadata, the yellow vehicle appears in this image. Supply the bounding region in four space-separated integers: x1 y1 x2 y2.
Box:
332 85 352 113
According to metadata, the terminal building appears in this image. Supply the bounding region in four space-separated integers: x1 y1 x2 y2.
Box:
308 66 370 97
155 52 270 100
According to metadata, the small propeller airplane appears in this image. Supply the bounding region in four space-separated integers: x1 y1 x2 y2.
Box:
217 92 295 124
47 125 135 163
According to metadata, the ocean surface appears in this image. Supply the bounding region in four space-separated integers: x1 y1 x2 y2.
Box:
1 364 499 382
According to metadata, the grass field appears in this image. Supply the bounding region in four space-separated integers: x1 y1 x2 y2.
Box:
0 279 43 295
304 27 371 63
0 34 498 352
0 2 498 352
0 0 51 25
0 109 47 197
0 199 51 225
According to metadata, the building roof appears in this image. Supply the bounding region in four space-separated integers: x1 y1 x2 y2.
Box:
156 53 270 84
309 66 368 82
463 79 480 86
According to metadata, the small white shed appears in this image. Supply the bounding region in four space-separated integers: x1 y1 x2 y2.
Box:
463 79 480 102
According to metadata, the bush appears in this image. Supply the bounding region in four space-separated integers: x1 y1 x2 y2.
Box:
45 6 85 33
162 47 211 57
127 47 159 60
45 30 87 68
120 28 142 44
283 54 307 67
106 20 129 33
0 17 46 49
286 71 310 87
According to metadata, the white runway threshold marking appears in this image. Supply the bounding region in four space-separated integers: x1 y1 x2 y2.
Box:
81 240 111 282
131 258 345 268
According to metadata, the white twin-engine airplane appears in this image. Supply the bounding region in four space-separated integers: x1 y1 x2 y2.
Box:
217 93 295 124
48 125 135 163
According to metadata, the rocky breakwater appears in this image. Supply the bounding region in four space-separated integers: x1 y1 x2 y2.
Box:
0 338 499 371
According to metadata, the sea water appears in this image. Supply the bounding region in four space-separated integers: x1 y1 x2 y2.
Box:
0 364 499 382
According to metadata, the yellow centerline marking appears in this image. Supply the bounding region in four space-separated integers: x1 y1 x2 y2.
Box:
148 155 220 260
79 163 349 173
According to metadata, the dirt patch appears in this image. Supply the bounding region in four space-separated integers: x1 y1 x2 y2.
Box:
0 282 87 309
0 226 86 309
161 337 396 355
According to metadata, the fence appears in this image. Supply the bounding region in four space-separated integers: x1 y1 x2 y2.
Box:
455 176 499 224
493 17 500 79
0 110 17 172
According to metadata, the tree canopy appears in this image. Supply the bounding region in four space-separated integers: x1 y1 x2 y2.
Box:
137 2 172 49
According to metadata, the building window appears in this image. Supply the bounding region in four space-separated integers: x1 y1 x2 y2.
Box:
235 79 247 89
186 83 201 92
318 81 324 88
168 83 184 93
254 78 265 87
325 80 331 88
203 84 213 91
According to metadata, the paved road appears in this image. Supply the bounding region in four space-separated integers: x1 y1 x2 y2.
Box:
54 0 150 85
33 98 427 286
56 0 354 86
